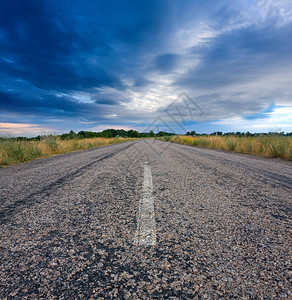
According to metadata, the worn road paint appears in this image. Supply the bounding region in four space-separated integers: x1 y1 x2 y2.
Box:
134 162 156 246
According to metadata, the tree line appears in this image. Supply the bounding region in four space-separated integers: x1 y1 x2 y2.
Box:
1 129 291 142
186 131 292 137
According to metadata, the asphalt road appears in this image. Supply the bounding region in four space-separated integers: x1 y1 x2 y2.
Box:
0 140 291 299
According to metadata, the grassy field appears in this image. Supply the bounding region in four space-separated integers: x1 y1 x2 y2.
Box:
157 135 292 160
0 136 134 167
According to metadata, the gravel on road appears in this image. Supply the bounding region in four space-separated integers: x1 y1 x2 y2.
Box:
0 140 291 299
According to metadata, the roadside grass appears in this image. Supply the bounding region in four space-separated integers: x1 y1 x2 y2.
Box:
2 134 291 166
0 137 134 167
157 135 292 160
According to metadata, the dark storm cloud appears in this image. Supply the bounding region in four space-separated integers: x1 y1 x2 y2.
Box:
154 53 180 73
0 90 109 122
0 0 123 91
0 0 173 127
95 98 119 106
176 20 292 89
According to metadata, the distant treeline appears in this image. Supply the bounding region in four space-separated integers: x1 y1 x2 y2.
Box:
0 129 174 141
1 129 291 141
186 131 292 137
59 129 174 139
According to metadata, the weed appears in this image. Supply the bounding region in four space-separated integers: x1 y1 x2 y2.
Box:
226 138 237 151
27 143 42 160
44 135 58 153
245 140 253 153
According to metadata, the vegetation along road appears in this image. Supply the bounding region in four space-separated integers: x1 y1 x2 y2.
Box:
0 140 291 298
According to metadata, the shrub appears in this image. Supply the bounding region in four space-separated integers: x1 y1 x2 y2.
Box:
44 135 58 153
226 138 237 151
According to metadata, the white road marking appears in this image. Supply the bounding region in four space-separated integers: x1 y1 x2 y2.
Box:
134 162 156 246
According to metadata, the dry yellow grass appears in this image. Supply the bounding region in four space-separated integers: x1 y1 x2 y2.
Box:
158 135 292 160
1 135 291 166
0 137 134 166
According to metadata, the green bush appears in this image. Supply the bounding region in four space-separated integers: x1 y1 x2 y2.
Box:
6 142 26 162
226 138 237 151
27 143 42 160
191 139 199 146
44 135 58 153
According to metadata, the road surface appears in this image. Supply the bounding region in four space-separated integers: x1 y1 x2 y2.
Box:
0 140 291 299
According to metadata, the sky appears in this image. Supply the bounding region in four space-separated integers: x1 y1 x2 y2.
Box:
0 0 292 136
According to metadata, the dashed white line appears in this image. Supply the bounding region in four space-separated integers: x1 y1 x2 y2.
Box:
134 162 156 246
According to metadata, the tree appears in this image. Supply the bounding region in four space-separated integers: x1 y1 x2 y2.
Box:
100 129 112 138
77 131 86 139
157 131 166 137
69 130 77 139
127 130 139 138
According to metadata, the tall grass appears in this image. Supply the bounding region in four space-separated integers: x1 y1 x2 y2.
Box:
0 137 133 167
157 135 292 160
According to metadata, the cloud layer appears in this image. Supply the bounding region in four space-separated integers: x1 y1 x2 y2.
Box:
0 0 291 135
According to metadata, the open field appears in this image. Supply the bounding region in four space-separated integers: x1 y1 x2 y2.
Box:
0 136 134 166
157 135 292 160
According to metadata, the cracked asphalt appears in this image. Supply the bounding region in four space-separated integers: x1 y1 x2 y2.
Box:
0 140 291 299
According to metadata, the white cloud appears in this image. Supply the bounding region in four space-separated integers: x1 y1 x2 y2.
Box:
71 92 93 103
211 106 292 132
0 123 55 137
